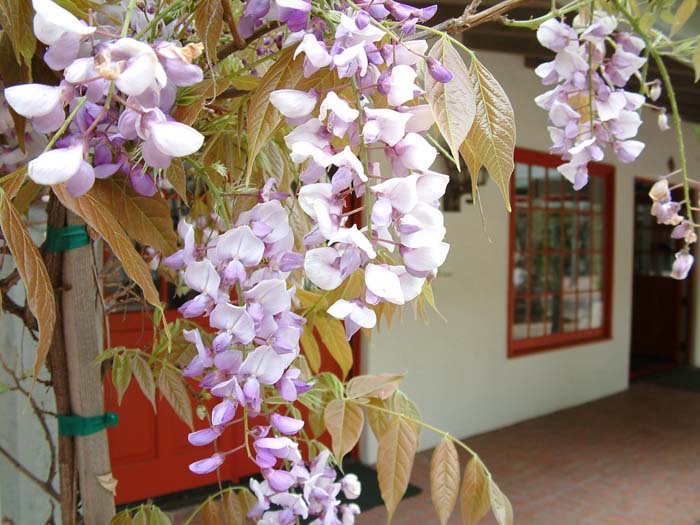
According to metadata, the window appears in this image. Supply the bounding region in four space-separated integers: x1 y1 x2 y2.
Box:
508 149 614 357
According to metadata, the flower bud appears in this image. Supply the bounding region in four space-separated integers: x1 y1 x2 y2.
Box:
341 473 362 499
649 80 662 101
657 110 669 131
671 250 694 280
648 179 670 203
427 57 453 83
355 11 371 29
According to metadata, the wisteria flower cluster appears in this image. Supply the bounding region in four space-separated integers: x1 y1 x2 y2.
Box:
648 178 696 279
3 0 204 197
534 12 648 190
163 185 364 523
272 11 450 339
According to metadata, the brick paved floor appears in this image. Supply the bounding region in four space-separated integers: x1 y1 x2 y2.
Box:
172 381 700 525
362 382 700 525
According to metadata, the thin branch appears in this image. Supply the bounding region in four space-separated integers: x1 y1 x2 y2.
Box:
0 445 60 501
221 0 245 49
411 0 533 39
216 22 281 61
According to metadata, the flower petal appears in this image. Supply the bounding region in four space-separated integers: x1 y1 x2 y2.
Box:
27 145 83 185
5 84 62 118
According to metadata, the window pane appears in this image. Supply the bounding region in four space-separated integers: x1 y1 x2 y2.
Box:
532 252 546 294
513 297 528 340
515 163 529 196
593 214 605 251
563 253 577 292
548 294 563 334
591 177 606 212
577 181 592 211
548 168 563 210
578 293 592 329
513 252 528 294
578 251 591 290
548 253 562 292
564 213 577 250
548 212 563 250
532 166 547 208
578 214 592 251
531 209 546 251
514 209 529 251
591 291 604 329
529 296 546 337
562 293 578 332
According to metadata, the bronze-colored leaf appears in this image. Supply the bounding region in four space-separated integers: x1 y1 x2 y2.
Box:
425 38 476 167
131 507 147 525
201 499 222 525
157 365 194 430
366 399 391 441
166 158 188 202
131 354 156 411
316 315 353 378
465 57 516 211
245 48 305 181
53 185 161 309
430 436 460 525
324 399 364 464
300 322 322 373
110 509 133 525
0 189 56 377
11 180 42 215
221 490 244 525
89 179 178 254
460 457 491 525
112 353 133 405
194 0 224 63
148 505 172 525
346 373 404 401
488 478 513 525
1 166 27 200
0 0 36 66
377 416 420 523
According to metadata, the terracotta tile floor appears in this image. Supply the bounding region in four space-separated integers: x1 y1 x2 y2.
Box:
362 382 700 525
173 381 700 525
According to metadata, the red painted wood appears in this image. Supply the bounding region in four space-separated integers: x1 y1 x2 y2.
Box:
507 148 615 358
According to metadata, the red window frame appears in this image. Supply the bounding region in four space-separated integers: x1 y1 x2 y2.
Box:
507 148 615 358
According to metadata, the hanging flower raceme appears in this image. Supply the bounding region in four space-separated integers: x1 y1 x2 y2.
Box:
534 13 648 190
3 0 204 198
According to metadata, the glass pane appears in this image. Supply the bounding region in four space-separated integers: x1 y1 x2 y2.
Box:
515 163 529 196
548 294 563 334
578 293 591 329
529 296 546 337
578 214 592 251
548 212 563 250
563 253 577 292
577 251 591 290
577 180 592 211
593 214 605 251
514 209 529 252
513 297 528 340
564 181 577 210
532 166 547 208
548 168 563 209
564 213 577 250
562 293 578 332
531 209 546 251
591 254 604 290
548 254 562 292
513 252 528 295
531 252 546 294
591 176 606 212
591 291 604 329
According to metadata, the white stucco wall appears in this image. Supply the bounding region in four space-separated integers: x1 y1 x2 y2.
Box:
361 49 700 462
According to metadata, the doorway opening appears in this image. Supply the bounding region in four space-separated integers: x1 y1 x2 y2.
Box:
630 179 694 378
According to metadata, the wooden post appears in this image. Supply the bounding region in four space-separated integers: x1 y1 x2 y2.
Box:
61 210 115 524
43 195 76 525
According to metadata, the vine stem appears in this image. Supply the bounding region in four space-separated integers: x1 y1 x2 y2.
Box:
121 0 139 37
358 400 492 478
611 0 693 222
44 97 87 152
502 0 586 28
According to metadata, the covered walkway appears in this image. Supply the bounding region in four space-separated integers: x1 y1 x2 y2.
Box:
364 375 700 525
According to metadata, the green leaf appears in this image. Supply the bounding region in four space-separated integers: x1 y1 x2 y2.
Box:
488 478 513 525
110 509 133 525
131 354 156 411
346 373 404 400
0 189 56 378
425 38 476 169
316 315 353 378
112 353 133 405
194 0 224 63
464 57 516 211
147 505 172 525
377 416 420 523
157 366 194 430
131 507 147 525
0 0 36 66
324 399 364 465
430 436 460 525
460 457 491 525
671 0 697 35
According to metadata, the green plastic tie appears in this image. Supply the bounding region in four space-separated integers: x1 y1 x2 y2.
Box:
46 225 90 253
58 412 119 436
